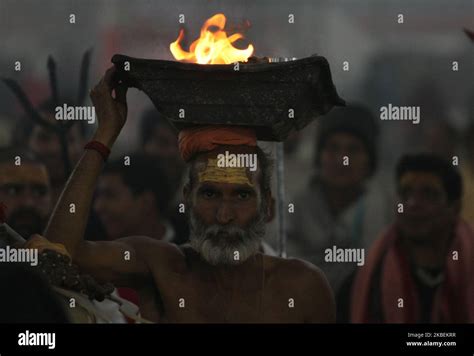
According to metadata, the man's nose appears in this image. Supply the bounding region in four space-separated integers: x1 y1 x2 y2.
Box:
216 200 236 225
405 195 423 210
19 192 37 207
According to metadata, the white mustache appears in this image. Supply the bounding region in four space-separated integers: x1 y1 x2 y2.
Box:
188 210 265 266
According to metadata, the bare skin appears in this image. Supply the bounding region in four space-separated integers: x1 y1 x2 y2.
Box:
44 67 335 323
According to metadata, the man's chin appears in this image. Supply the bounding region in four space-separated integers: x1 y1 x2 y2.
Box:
190 238 260 266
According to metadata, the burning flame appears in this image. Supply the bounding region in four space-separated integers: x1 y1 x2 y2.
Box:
170 13 254 64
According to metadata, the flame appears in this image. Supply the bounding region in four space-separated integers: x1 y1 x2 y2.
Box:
170 13 254 64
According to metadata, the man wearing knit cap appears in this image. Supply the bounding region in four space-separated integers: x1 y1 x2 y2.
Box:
43 67 335 323
287 104 392 298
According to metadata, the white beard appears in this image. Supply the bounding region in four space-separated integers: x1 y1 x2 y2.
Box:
188 210 265 266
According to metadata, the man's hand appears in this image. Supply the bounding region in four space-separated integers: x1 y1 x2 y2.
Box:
90 66 128 148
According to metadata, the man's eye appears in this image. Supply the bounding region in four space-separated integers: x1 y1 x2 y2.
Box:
238 191 251 200
201 189 216 199
4 186 21 196
32 187 48 198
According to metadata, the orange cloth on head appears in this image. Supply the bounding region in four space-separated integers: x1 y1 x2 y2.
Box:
178 126 257 162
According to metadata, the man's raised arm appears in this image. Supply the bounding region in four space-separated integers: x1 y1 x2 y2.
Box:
44 67 150 286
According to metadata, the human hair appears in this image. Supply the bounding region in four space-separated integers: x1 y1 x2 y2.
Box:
395 153 462 203
314 104 379 176
102 153 173 215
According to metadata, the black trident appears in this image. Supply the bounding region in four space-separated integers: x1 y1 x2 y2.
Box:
2 49 92 177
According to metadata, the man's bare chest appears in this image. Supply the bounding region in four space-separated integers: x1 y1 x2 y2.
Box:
140 263 304 323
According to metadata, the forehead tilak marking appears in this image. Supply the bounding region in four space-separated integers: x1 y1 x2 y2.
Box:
197 158 254 186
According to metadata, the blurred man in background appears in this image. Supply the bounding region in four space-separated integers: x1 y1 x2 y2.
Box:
94 153 174 242
0 147 52 239
343 154 473 323
12 101 88 202
139 108 185 194
138 108 189 244
287 105 392 295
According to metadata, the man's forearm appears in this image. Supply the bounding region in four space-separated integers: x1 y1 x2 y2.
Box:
44 66 126 257
44 138 109 257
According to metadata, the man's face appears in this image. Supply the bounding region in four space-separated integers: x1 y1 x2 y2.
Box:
396 172 456 244
0 162 51 238
28 112 84 184
319 132 370 188
94 174 147 240
186 146 268 266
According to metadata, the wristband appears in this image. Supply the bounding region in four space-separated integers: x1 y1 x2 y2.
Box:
84 140 111 161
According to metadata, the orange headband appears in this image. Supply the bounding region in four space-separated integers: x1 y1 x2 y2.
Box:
178 126 257 162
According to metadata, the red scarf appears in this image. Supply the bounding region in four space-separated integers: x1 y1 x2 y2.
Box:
350 220 474 323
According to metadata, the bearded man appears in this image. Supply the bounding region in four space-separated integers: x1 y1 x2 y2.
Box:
43 67 335 323
0 147 52 240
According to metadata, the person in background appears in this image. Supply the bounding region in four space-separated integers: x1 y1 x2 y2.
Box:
12 109 107 243
287 104 392 296
139 108 185 194
138 108 189 244
0 147 52 238
94 153 174 243
340 154 473 323
12 100 88 202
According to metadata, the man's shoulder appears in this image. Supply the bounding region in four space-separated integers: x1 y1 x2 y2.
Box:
117 235 186 267
263 255 335 322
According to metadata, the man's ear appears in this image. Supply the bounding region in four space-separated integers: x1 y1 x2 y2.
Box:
265 193 275 223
